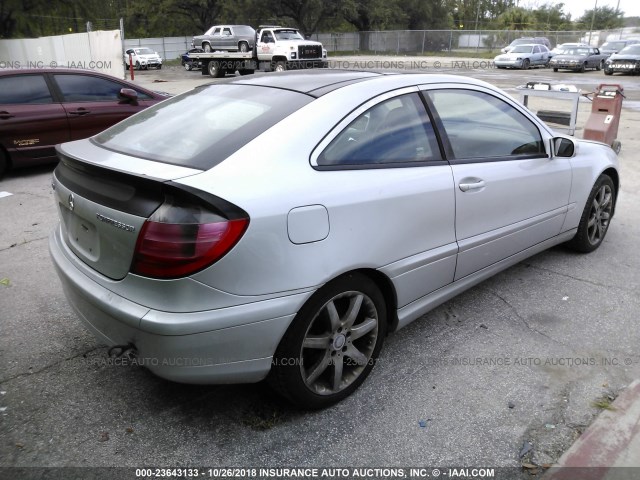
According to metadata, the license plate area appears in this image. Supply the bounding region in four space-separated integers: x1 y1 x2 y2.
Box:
68 212 99 261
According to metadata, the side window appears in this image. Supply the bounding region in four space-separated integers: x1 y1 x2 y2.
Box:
54 74 137 102
261 31 273 43
222 28 231 36
212 28 221 36
317 92 441 167
427 89 545 159
0 75 53 104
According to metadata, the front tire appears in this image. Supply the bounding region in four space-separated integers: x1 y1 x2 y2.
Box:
567 175 615 253
521 58 530 70
135 61 140 70
604 68 613 76
596 60 604 71
203 43 212 53
273 60 287 72
553 68 558 72
269 273 387 409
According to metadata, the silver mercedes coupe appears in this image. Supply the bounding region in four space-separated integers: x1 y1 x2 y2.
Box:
49 71 619 408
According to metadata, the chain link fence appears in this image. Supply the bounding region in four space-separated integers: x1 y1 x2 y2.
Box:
310 29 630 54
122 29 632 60
123 37 195 61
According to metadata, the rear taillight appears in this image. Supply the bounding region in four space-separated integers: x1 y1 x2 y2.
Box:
131 189 249 279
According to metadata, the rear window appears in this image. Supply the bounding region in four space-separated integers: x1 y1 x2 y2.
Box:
93 84 312 170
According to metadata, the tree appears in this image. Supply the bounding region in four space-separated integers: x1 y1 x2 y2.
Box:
531 3 572 31
274 0 341 34
577 6 624 30
496 6 536 30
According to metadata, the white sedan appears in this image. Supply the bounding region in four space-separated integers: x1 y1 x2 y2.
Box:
495 44 550 69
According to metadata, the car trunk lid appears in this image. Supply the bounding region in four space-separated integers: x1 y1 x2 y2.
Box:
53 140 203 280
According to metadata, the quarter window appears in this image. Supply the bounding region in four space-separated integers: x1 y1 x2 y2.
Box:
0 75 53 104
427 89 545 159
318 93 441 167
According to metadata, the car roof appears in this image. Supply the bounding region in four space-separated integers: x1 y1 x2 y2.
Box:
215 70 494 98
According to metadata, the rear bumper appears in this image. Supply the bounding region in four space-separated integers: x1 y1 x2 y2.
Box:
49 226 309 384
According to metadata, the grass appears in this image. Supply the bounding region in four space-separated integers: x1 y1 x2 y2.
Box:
591 397 617 411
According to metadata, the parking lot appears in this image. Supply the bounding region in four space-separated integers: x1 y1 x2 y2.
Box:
1 57 640 476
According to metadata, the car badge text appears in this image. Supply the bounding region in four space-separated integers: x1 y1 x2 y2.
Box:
96 213 135 232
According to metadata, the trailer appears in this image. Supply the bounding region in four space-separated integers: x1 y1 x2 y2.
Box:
188 26 328 78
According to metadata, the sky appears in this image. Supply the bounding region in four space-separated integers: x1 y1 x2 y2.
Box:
523 0 640 19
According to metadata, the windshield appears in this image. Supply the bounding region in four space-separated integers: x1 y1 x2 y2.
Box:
275 30 304 40
136 48 154 55
93 84 312 170
510 39 532 46
511 46 533 53
619 45 640 55
602 42 626 50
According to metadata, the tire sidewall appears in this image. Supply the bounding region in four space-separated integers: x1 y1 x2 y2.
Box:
270 273 387 409
570 175 615 253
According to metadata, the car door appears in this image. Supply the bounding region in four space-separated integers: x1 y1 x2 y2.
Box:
51 73 153 141
209 27 222 49
422 86 572 280
257 30 276 61
0 73 69 167
221 27 234 49
311 88 457 310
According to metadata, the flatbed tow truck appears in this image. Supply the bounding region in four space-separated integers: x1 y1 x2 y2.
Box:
188 25 328 77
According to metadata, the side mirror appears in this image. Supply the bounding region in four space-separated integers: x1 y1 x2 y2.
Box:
119 88 139 105
552 137 575 157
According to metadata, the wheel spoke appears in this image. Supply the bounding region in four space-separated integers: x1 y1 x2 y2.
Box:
325 300 340 332
303 334 331 349
588 215 597 228
350 317 377 340
332 356 344 391
343 294 364 329
344 344 368 366
592 198 600 211
306 351 332 385
601 212 610 221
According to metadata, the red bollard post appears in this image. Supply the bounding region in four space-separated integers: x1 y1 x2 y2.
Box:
129 53 134 81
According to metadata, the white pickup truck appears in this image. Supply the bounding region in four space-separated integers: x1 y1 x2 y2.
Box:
189 25 328 77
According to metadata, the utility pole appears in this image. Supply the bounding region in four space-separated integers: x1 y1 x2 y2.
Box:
588 0 598 46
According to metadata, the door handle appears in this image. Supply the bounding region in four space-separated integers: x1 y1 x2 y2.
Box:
69 109 90 115
459 180 486 192
0 111 14 120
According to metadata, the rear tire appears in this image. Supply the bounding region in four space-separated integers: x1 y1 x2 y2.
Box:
239 41 249 53
553 68 558 72
269 273 387 409
184 62 192 71
207 60 224 78
567 175 615 253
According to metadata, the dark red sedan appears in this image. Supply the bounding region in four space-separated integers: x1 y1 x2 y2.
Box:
0 69 169 177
